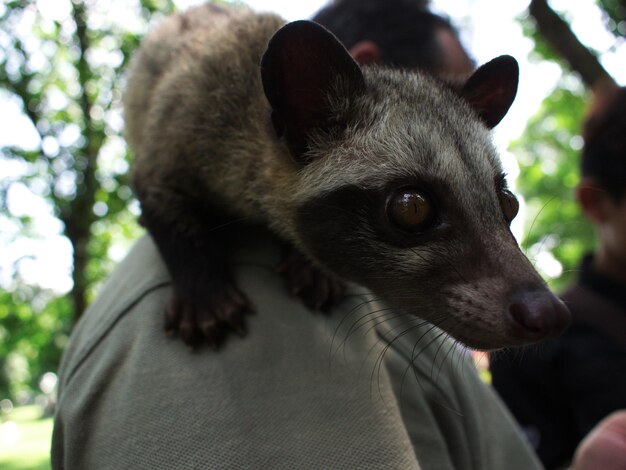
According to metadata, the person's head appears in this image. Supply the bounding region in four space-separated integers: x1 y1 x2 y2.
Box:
576 86 626 273
311 0 474 79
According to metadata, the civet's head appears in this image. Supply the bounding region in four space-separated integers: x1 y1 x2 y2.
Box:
260 21 570 349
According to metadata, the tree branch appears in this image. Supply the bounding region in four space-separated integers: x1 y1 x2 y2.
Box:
528 0 617 89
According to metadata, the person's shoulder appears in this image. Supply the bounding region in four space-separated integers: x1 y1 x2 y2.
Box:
77 235 170 330
57 236 171 382
93 235 171 306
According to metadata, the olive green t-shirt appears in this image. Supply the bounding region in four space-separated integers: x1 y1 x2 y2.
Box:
52 235 540 469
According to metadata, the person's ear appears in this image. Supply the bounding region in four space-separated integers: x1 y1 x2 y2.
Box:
349 41 382 66
577 178 610 223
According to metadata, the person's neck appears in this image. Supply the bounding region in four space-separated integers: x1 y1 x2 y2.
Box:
593 247 626 285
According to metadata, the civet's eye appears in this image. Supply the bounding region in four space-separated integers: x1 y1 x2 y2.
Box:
388 190 433 231
500 189 519 223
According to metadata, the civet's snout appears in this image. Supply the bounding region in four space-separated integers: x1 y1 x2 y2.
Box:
505 287 571 342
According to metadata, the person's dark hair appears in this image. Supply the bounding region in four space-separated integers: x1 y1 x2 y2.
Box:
581 87 626 201
311 0 464 72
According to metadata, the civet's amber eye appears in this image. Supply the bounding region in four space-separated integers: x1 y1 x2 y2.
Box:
388 190 433 231
500 190 519 223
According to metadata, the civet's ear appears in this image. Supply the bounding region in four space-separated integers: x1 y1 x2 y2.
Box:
261 20 366 163
461 55 518 129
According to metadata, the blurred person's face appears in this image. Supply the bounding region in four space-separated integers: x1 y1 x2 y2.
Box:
434 27 475 81
578 179 626 279
598 194 626 265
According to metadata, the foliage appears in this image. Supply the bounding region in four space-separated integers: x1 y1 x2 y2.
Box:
513 0 621 290
0 289 70 398
0 0 176 401
596 0 626 38
512 82 595 290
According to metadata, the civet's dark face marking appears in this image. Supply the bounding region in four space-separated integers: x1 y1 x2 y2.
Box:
295 169 565 350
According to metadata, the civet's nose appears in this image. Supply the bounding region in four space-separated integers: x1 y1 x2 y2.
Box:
505 288 571 342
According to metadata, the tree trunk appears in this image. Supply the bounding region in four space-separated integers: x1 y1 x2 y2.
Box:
67 0 100 321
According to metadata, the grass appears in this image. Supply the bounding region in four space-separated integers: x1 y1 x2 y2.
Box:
0 405 52 470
